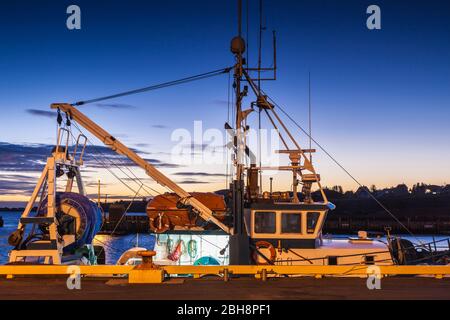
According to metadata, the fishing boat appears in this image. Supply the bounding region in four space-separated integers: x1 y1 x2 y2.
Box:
6 0 449 270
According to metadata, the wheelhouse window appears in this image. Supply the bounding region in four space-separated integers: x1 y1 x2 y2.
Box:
281 213 301 234
254 211 276 234
307 212 321 234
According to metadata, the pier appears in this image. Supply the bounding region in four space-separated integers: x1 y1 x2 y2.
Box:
1 277 450 300
1 263 450 299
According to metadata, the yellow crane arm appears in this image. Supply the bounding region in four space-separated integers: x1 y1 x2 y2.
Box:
51 103 231 234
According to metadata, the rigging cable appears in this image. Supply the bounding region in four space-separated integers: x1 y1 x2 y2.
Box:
68 126 144 197
72 67 232 106
96 183 144 259
226 71 231 188
70 120 183 208
261 91 422 242
71 120 151 196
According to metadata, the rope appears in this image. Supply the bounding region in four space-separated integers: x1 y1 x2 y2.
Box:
72 121 172 203
92 237 124 254
262 91 423 243
68 125 144 197
192 234 224 251
71 120 182 208
96 184 143 258
72 67 232 106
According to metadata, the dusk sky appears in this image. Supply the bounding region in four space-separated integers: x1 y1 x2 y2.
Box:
1 0 449 205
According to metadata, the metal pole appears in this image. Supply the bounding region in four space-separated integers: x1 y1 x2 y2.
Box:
97 179 101 207
270 177 273 195
235 0 244 182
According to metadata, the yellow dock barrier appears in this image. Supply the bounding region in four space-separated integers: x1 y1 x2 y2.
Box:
1 265 450 284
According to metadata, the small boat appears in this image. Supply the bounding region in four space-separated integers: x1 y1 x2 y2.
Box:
0 216 3 227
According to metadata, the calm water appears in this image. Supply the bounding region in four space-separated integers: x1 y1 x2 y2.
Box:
1 211 449 265
0 212 156 265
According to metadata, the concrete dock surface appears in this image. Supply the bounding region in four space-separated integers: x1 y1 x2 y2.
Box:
1 276 450 300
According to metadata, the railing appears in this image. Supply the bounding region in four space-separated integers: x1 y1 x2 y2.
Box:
72 134 87 165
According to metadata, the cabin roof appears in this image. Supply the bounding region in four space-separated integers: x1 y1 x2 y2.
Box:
249 202 331 211
321 239 388 250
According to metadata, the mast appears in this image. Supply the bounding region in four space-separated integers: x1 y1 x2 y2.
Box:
230 0 247 238
229 0 327 205
232 0 246 182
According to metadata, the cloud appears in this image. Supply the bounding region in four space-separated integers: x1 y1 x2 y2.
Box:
177 179 210 184
0 179 36 196
94 103 137 109
0 142 51 172
1 174 38 180
85 194 151 201
173 172 227 177
25 109 56 119
151 124 168 129
84 181 109 188
0 141 181 173
144 158 181 168
182 143 210 151
133 143 151 148
212 99 229 107
121 177 152 182
0 142 182 198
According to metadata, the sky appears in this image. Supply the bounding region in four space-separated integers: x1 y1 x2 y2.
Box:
0 0 449 206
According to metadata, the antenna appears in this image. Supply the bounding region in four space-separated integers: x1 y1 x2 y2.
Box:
258 0 263 192
246 0 249 70
258 0 263 91
238 0 242 36
308 71 312 163
231 0 246 181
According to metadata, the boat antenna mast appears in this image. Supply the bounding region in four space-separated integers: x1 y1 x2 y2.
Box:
229 0 328 205
230 0 247 182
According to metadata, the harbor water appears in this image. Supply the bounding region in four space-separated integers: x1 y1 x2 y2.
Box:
0 211 448 265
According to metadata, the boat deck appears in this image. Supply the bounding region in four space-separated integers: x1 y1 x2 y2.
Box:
1 276 450 300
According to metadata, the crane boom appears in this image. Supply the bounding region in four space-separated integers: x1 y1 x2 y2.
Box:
51 103 232 234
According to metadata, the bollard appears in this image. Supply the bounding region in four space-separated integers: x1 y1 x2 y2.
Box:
261 268 267 282
128 250 164 284
137 250 157 269
223 268 229 282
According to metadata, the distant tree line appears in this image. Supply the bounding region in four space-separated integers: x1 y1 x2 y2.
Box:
1 183 449 212
318 183 450 200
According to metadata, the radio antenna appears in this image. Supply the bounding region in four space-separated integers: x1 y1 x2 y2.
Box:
309 71 312 163
258 0 263 90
